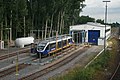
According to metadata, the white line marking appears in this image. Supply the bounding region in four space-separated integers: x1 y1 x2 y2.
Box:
85 47 105 68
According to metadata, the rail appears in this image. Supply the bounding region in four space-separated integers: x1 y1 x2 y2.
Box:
110 63 120 80
0 63 30 78
19 46 87 80
0 48 30 60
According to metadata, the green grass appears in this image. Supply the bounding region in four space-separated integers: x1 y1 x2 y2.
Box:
50 50 111 80
50 37 118 80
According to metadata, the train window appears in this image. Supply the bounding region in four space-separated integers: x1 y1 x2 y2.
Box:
46 45 50 50
37 46 45 51
68 39 70 43
70 39 72 42
61 40 63 47
68 39 72 43
38 43 46 46
50 43 56 49
62 40 65 46
63 40 67 46
58 42 62 48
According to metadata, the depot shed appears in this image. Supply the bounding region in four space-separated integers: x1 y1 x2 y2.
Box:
69 22 111 45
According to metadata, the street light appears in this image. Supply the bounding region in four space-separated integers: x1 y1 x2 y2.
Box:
5 28 12 43
103 0 110 54
4 28 12 61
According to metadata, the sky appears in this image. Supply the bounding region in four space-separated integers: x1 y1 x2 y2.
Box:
81 0 120 23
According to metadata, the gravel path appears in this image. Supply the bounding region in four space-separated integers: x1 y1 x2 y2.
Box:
0 45 103 80
36 45 103 80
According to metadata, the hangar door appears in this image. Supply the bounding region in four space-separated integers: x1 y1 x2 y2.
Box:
74 32 82 44
88 30 100 45
73 30 85 44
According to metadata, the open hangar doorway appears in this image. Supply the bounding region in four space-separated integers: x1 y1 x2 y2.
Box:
71 30 86 44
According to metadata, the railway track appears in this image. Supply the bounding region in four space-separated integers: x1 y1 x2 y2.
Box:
19 46 87 80
110 27 120 80
0 63 31 78
110 63 120 80
0 48 30 60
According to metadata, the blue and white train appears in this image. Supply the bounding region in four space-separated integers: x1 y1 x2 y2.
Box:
31 35 74 57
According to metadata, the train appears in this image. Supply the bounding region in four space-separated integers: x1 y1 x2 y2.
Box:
31 35 74 57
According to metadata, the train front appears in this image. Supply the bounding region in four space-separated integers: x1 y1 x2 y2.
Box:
36 41 48 57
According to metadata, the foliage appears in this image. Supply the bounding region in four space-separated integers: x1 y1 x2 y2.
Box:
50 50 111 80
0 0 119 40
110 22 120 27
0 0 86 40
96 19 120 28
89 50 110 70
96 19 104 24
77 16 95 24
50 66 95 80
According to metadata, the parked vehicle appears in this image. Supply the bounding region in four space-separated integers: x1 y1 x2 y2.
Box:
31 35 74 57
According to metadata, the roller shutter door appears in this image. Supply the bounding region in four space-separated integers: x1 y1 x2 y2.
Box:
88 30 100 45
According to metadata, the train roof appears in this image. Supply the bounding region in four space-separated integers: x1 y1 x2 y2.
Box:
38 35 72 45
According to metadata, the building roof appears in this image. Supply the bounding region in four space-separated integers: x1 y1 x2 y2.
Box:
70 22 111 28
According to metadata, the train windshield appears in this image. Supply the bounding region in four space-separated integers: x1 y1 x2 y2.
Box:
37 46 44 50
37 43 47 51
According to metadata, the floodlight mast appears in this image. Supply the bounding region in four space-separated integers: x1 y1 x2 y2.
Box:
103 0 111 54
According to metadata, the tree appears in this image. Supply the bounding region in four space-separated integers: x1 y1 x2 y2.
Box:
0 0 86 40
96 19 104 24
0 0 4 41
77 16 95 24
16 0 28 37
111 22 120 27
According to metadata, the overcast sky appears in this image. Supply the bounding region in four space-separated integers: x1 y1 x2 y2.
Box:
81 0 120 23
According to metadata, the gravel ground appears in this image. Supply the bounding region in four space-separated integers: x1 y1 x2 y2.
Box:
0 45 103 80
0 46 30 56
0 47 19 56
36 45 103 80
0 53 31 69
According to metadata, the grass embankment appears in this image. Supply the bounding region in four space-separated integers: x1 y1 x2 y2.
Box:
50 37 119 80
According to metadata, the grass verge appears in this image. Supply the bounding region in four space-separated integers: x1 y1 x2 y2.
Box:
49 37 119 80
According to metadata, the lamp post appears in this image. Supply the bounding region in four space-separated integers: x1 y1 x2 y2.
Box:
103 0 110 54
5 28 12 60
5 28 12 43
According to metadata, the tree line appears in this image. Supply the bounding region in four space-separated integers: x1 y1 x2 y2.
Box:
78 16 120 28
0 0 85 41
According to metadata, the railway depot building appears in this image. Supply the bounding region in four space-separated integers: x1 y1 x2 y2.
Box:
70 22 111 45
